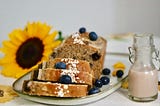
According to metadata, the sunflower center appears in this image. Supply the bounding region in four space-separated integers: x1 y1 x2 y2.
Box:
16 37 44 69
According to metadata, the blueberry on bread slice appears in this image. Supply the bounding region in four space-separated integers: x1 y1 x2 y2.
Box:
59 75 72 84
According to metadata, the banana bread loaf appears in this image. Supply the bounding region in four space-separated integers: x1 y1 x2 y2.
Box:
51 32 107 79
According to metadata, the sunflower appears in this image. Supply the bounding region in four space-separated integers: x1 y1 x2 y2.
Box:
0 22 61 78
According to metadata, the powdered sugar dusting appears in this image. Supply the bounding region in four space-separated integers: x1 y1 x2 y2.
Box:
61 58 80 83
57 84 64 97
63 85 68 89
55 84 69 97
72 33 85 45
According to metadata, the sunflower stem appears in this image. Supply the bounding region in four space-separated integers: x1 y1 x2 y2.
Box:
57 31 64 41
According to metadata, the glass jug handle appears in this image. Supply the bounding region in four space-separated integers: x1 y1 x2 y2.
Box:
152 48 160 71
128 47 134 64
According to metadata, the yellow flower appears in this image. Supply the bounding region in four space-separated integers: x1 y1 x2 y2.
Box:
113 62 126 70
0 22 61 78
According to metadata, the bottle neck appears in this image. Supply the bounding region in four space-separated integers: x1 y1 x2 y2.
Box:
134 47 153 65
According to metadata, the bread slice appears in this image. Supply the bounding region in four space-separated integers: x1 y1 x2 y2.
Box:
23 80 88 97
51 32 107 79
32 58 94 86
46 58 93 74
32 68 93 86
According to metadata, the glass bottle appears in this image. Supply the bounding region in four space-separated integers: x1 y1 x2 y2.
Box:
128 33 159 102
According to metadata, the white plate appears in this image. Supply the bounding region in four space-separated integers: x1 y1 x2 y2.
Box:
12 53 130 105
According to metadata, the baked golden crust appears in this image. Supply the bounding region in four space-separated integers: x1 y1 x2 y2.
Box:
23 80 88 97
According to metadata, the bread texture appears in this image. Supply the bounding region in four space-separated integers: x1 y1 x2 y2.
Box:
51 32 107 79
23 80 88 97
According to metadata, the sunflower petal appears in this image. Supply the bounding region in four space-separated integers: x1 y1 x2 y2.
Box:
25 22 52 39
50 31 58 39
25 22 35 37
0 63 21 78
15 69 30 78
9 29 27 43
1 41 17 50
0 41 17 58
43 48 52 56
0 56 15 65
43 31 58 45
0 47 17 55
51 40 61 48
41 55 49 61
36 22 51 39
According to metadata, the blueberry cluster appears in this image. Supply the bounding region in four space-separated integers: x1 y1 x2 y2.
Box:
79 27 98 41
88 68 111 95
55 62 72 84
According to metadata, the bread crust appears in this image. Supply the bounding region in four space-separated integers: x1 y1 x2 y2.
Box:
23 80 88 97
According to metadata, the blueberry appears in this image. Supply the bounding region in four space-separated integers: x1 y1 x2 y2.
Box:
55 62 66 69
94 79 103 88
88 87 100 95
89 32 98 41
59 75 72 84
102 68 111 75
100 76 110 85
79 27 86 34
116 70 124 78
92 52 101 61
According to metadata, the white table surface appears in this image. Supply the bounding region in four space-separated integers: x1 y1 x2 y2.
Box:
0 35 160 106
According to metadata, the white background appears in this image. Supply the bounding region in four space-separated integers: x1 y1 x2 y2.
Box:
0 0 160 43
